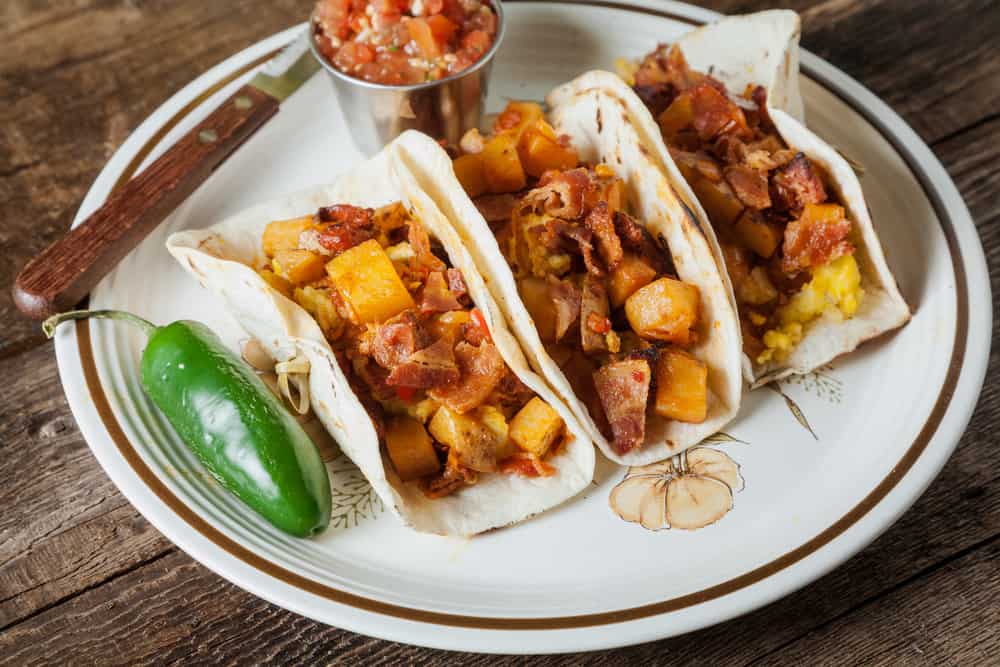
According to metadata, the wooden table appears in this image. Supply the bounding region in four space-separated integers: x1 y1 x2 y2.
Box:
1 1 997 663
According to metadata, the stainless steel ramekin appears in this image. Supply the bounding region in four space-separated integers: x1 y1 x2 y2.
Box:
309 1 506 156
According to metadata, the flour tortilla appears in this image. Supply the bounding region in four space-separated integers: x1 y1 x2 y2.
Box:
550 10 910 385
166 137 594 536
392 124 743 466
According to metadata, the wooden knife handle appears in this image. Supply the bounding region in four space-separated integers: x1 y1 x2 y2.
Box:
13 84 279 320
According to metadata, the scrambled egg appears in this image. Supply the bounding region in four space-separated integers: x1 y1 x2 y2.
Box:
757 254 864 364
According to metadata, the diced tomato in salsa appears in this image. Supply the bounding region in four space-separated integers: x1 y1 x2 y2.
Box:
313 0 498 85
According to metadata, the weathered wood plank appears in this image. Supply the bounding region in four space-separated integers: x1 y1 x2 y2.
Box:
0 343 173 629
2 0 998 355
0 352 995 664
757 538 1000 667
0 0 314 356
0 0 998 664
796 0 1000 146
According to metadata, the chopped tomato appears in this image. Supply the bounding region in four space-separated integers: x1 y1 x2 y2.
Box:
424 0 444 14
470 308 493 343
407 18 440 59
395 386 417 403
460 29 491 55
587 312 612 334
426 14 458 44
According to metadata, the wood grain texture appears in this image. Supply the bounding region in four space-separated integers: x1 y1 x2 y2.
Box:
0 0 314 354
0 0 997 663
13 84 278 319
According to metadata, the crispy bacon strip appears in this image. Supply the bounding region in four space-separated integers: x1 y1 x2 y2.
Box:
771 153 827 212
429 342 505 413
580 274 610 354
724 164 771 209
420 271 463 314
584 201 623 271
386 337 460 388
317 204 375 256
407 218 447 272
524 168 590 219
446 268 469 303
545 220 604 276
689 83 750 142
548 276 581 341
593 358 651 454
781 209 853 274
613 212 672 274
372 311 431 370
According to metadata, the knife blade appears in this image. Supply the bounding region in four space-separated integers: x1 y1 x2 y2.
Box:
13 30 320 320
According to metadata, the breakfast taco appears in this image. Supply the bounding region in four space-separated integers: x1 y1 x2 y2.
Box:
390 102 743 466
166 135 594 536
565 10 910 384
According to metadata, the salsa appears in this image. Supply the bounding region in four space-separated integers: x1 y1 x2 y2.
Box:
313 0 498 85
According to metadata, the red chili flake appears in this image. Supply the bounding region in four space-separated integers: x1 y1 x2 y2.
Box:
632 370 646 383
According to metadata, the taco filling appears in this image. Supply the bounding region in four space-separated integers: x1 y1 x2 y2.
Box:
450 102 710 456
259 201 567 498
629 46 863 366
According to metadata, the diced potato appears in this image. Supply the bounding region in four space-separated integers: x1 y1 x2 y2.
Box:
293 286 344 339
259 269 292 299
427 310 471 341
799 202 846 227
481 133 527 194
658 92 694 139
670 148 700 186
692 177 744 227
453 153 488 198
272 249 326 286
518 276 557 341
478 405 517 460
518 119 578 178
385 416 441 482
608 252 658 308
494 101 545 139
736 266 778 306
262 216 313 258
625 277 700 345
733 210 782 258
406 398 439 424
428 407 498 472
325 239 414 324
509 397 564 459
654 348 708 423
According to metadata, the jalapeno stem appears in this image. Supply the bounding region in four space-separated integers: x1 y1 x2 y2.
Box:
42 309 158 339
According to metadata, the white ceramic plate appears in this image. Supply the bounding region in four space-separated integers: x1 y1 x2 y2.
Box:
52 0 990 654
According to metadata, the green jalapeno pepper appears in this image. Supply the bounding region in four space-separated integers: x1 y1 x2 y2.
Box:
44 310 331 537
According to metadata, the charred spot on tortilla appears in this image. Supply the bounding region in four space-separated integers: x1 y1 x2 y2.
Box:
596 106 603 133
680 199 707 238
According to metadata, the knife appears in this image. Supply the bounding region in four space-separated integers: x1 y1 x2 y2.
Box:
13 31 320 320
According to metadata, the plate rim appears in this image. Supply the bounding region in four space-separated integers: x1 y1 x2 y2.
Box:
50 0 993 653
